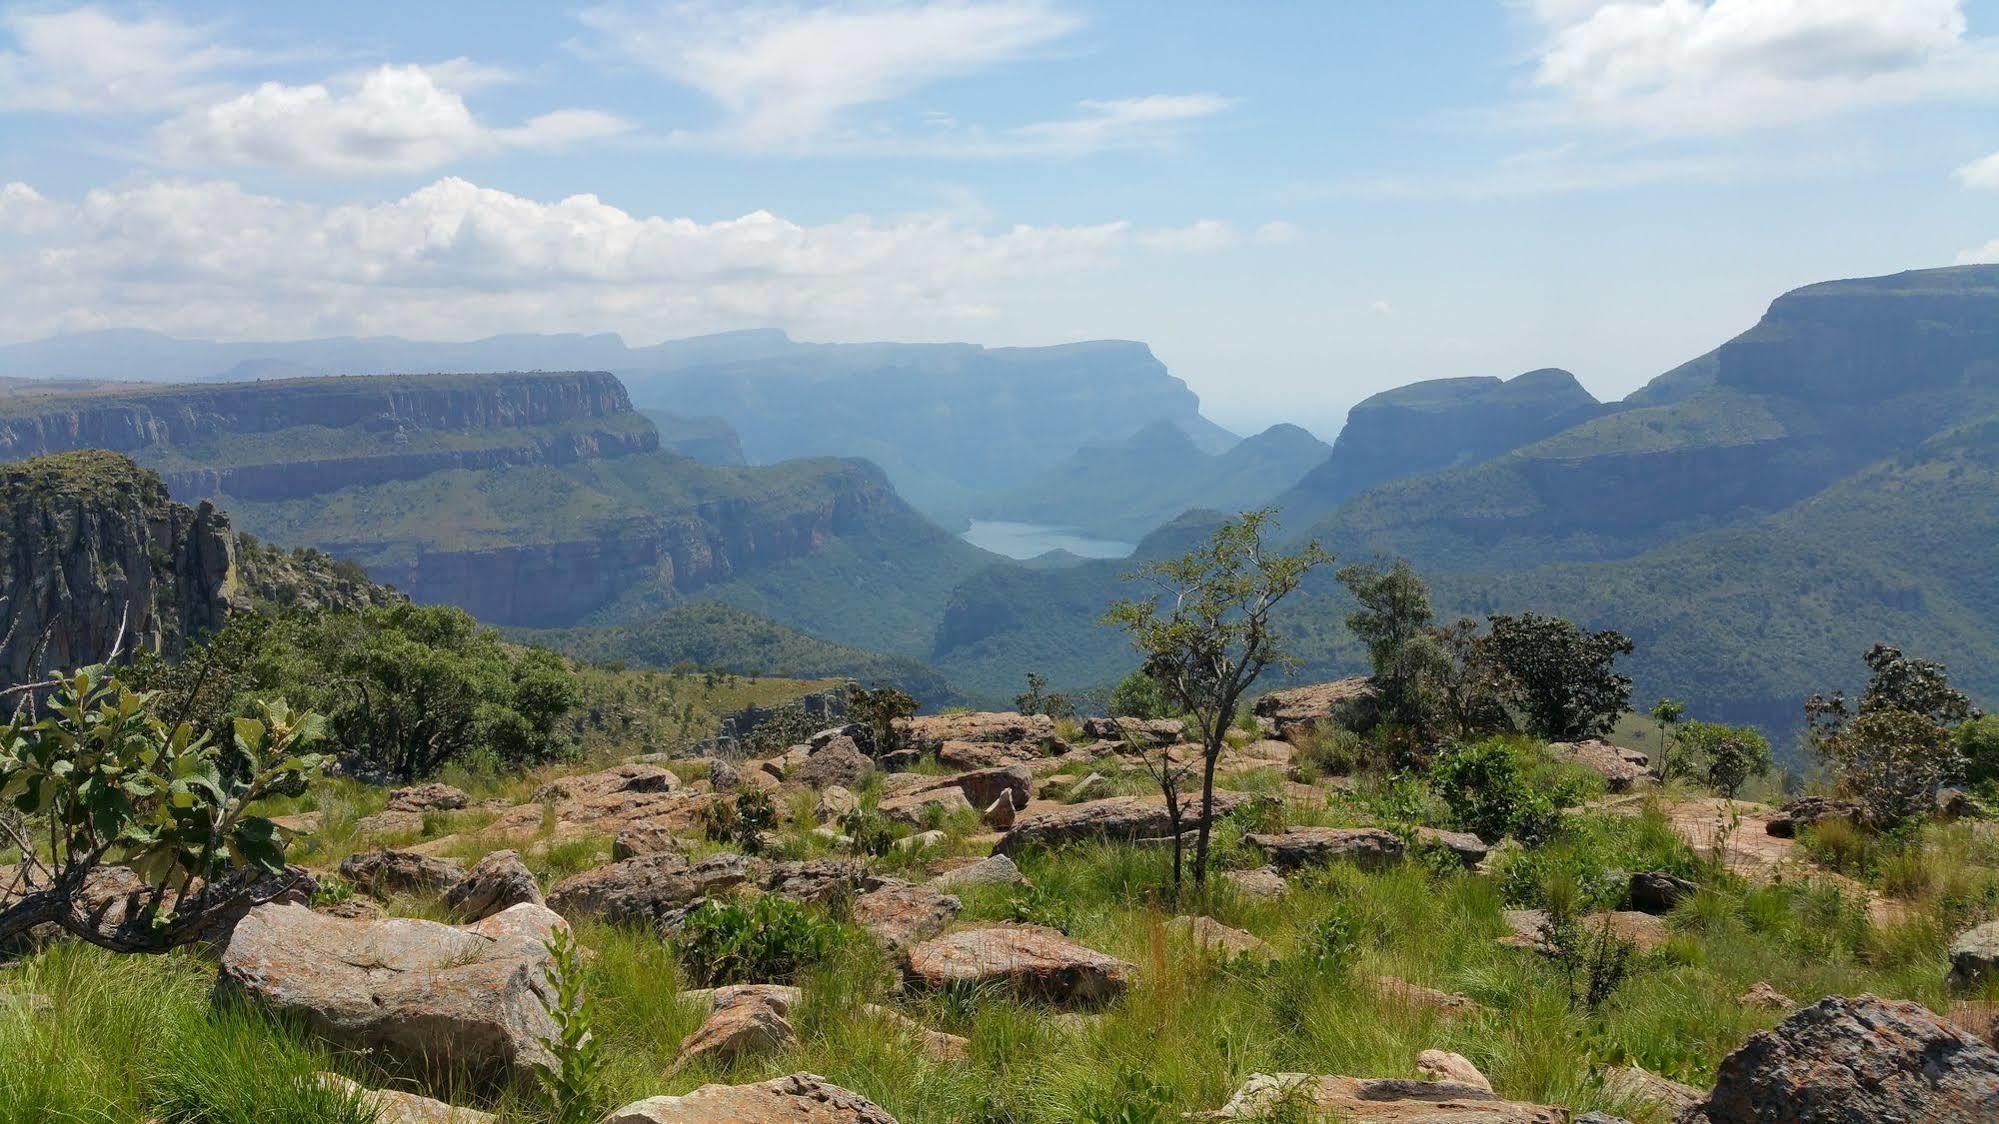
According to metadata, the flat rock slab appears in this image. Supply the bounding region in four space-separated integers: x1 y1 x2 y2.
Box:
1203 1073 1565 1122
1687 993 1999 1123
904 765 1033 813
606 1072 901 1123
1415 827 1489 866
672 986 797 1073
929 854 1029 891
219 902 563 1077
903 923 1133 1006
548 852 752 927
1546 740 1648 792
901 712 1055 748
338 849 466 897
445 849 542 923
1245 827 1405 871
994 792 1265 855
1253 677 1378 740
1498 909 1670 953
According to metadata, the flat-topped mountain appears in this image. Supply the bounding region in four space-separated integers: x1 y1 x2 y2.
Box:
620 338 1237 527
0 371 986 634
1275 368 1602 529
981 420 1330 540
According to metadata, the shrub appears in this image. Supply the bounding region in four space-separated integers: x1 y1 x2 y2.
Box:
838 807 898 857
701 788 778 853
1807 643 1976 828
1108 669 1176 720
1004 883 1078 935
1303 908 1361 972
675 897 839 986
848 684 918 757
1957 715 1999 788
1481 612 1634 740
1428 738 1565 845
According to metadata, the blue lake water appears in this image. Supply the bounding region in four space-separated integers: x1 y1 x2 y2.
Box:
960 520 1135 561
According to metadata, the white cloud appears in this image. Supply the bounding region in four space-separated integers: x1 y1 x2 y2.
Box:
1957 149 1999 189
1368 299 1394 316
998 93 1234 155
153 63 630 176
1959 238 1999 264
0 5 252 113
0 176 1274 342
1520 0 1999 135
1137 219 1238 252
1252 220 1302 246
579 0 1081 148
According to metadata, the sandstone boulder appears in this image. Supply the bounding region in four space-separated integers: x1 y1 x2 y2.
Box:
994 792 1266 855
760 858 871 907
1165 915 1275 964
1245 827 1405 871
929 854 1029 891
1415 827 1489 866
606 1073 900 1123
1203 1073 1563 1122
1626 870 1697 914
1082 716 1185 746
1600 1064 1700 1116
903 924 1132 1006
547 852 752 927
1950 920 1999 989
1739 982 1796 1010
1688 994 1999 1123
1253 678 1379 740
938 741 1042 771
444 850 543 923
1546 740 1648 792
852 880 961 951
338 849 466 897
906 765 1033 813
1222 866 1288 901
792 739 875 790
901 712 1055 748
1765 796 1865 839
879 786 974 826
218 902 563 1077
1417 1050 1491 1092
815 785 860 822
670 985 797 1073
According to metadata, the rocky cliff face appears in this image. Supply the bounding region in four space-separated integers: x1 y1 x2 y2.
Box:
0 451 234 683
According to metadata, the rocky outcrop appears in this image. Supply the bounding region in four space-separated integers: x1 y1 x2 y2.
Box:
1165 915 1275 963
0 451 233 684
903 924 1132 1006
1253 678 1379 739
1949 921 1999 989
605 1072 900 1123
900 712 1057 749
1245 827 1405 871
1685 994 1999 1123
547 852 751 928
1546 741 1648 792
445 850 543 923
338 849 466 897
851 880 961 951
216 902 564 1077
994 792 1266 855
316 1074 495 1124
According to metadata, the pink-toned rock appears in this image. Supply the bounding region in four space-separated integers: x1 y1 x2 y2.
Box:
218 902 564 1077
1222 866 1289 901
1082 716 1186 746
983 791 1017 830
605 1072 900 1123
852 880 961 951
929 854 1029 891
386 783 472 814
879 786 973 826
903 924 1133 1006
1740 982 1796 1010
338 849 465 897
994 792 1267 855
1602 1063 1701 1116
1245 827 1404 871
1165 915 1275 963
906 766 1034 813
938 740 1043 771
1373 976 1480 1016
1252 678 1379 740
1546 740 1648 792
901 712 1055 748
1417 1050 1491 1092
670 985 797 1073
444 849 543 923
548 852 752 927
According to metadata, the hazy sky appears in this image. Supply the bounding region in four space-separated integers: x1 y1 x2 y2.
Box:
4 1 1998 435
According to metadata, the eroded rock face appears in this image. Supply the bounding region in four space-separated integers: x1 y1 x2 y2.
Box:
217 902 563 1077
1222 866 1288 901
905 766 1034 814
1600 1064 1700 1117
903 924 1132 1006
671 986 798 1074
1417 1051 1491 1093
878 787 973 826
338 849 466 897
547 852 751 927
938 741 1043 771
760 858 871 907
1202 1073 1564 1122
1415 827 1488 866
994 792 1265 855
929 854 1029 891
444 849 543 923
1252 678 1379 740
852 880 961 951
1082 716 1185 746
792 740 876 790
1688 994 1999 1124
605 1073 900 1123
1245 827 1405 871
1765 796 1865 839
1626 870 1696 914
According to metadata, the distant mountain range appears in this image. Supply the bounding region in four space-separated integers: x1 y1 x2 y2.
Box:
1 265 1994 735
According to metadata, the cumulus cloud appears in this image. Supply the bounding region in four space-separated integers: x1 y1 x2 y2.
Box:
579 0 1081 148
1960 238 1999 264
0 5 252 113
1520 0 1999 135
1957 149 1999 189
154 64 631 175
0 176 1274 342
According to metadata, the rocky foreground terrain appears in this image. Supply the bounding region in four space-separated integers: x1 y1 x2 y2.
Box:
9 682 1999 1122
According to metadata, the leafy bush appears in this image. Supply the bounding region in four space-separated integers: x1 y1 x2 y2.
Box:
1427 739 1566 845
838 807 898 857
1956 715 1999 788
848 684 917 757
536 925 606 1124
1015 672 1077 719
675 897 839 986
700 788 778 853
1003 883 1079 935
1108 669 1176 720
1807 643 1977 828
1303 908 1360 972
1481 612 1634 741
1670 720 1773 796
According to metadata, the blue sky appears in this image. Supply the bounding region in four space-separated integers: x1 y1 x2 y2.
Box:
4 1 1998 435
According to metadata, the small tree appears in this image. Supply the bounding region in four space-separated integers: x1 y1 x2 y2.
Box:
0 668 325 952
1482 612 1634 741
1338 560 1447 734
1116 729 1197 895
1014 672 1076 720
1428 618 1513 739
1806 644 1977 829
1103 509 1329 889
1650 699 1686 780
846 683 917 758
1108 668 1176 720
